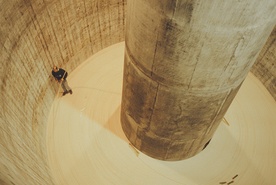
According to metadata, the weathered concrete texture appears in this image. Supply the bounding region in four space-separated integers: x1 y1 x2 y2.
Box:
251 26 276 101
0 0 125 184
0 0 275 183
121 0 276 160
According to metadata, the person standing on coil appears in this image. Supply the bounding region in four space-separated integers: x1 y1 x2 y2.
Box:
52 66 73 96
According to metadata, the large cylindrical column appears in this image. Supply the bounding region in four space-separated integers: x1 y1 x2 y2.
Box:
121 0 276 160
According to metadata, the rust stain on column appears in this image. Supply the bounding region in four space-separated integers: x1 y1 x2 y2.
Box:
121 0 276 160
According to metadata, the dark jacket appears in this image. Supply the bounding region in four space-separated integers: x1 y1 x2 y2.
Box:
52 68 68 81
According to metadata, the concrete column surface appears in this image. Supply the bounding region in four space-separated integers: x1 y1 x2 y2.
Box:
252 25 276 101
121 0 276 160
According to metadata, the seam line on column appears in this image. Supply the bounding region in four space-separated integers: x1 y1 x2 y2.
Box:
145 83 159 133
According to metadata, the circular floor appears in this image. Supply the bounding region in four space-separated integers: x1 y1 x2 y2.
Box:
46 42 276 185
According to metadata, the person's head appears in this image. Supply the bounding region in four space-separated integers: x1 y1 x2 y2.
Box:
53 66 59 72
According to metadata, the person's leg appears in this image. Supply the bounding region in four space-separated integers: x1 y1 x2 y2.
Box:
62 79 72 94
61 81 68 93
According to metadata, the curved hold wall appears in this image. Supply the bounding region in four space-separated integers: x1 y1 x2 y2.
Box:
0 0 125 184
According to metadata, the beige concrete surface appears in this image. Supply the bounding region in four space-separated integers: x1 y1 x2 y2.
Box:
47 42 276 185
1 0 276 184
